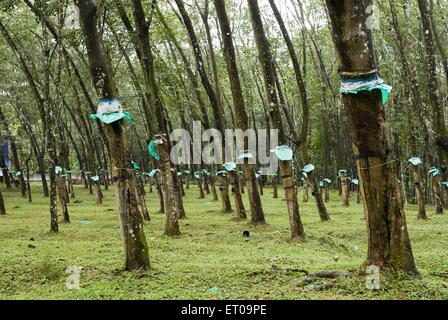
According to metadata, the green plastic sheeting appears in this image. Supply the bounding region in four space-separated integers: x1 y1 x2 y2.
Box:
89 111 133 125
216 170 227 176
340 74 392 105
428 167 439 177
224 162 237 171
148 140 160 160
90 98 134 125
149 169 160 177
237 150 254 159
303 164 315 173
270 145 293 161
338 169 347 177
408 157 422 166
194 171 203 179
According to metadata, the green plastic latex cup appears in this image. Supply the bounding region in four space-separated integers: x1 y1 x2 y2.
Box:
224 162 237 171
194 171 203 179
338 169 347 177
149 169 160 177
303 163 315 173
89 111 134 125
148 140 161 161
270 145 293 161
340 74 392 104
408 157 422 166
216 170 227 177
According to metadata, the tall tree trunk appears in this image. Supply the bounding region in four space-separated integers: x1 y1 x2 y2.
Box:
77 0 150 270
40 0 58 233
248 0 305 240
309 172 330 221
131 0 180 236
418 0 447 157
25 152 32 203
214 0 265 223
325 0 417 274
0 191 6 215
341 176 350 207
388 0 427 219
57 175 70 223
174 0 232 214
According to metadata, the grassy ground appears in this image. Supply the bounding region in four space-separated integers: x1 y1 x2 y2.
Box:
0 182 447 300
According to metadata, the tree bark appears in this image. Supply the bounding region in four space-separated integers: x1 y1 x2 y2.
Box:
325 0 418 274
214 0 265 223
248 0 305 240
174 0 232 214
77 0 150 270
0 191 6 215
131 0 181 236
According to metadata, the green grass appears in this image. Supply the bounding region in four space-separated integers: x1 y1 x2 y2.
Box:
0 183 447 300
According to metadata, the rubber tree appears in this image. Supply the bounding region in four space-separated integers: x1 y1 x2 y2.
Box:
325 0 418 274
76 0 150 270
130 0 182 235
174 0 233 214
0 191 5 215
213 0 265 224
248 0 305 241
387 0 427 219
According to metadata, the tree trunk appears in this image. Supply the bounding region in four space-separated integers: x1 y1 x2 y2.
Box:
95 181 103 205
272 175 278 199
229 171 246 219
324 187 330 203
131 0 181 236
248 0 304 239
341 177 350 207
388 0 430 218
309 173 330 221
25 155 32 202
77 0 149 270
218 175 232 213
156 176 165 213
302 181 309 202
325 0 417 274
175 0 232 214
0 191 6 215
57 175 70 223
197 177 205 199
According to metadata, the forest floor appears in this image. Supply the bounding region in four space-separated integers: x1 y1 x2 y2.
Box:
0 183 447 300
